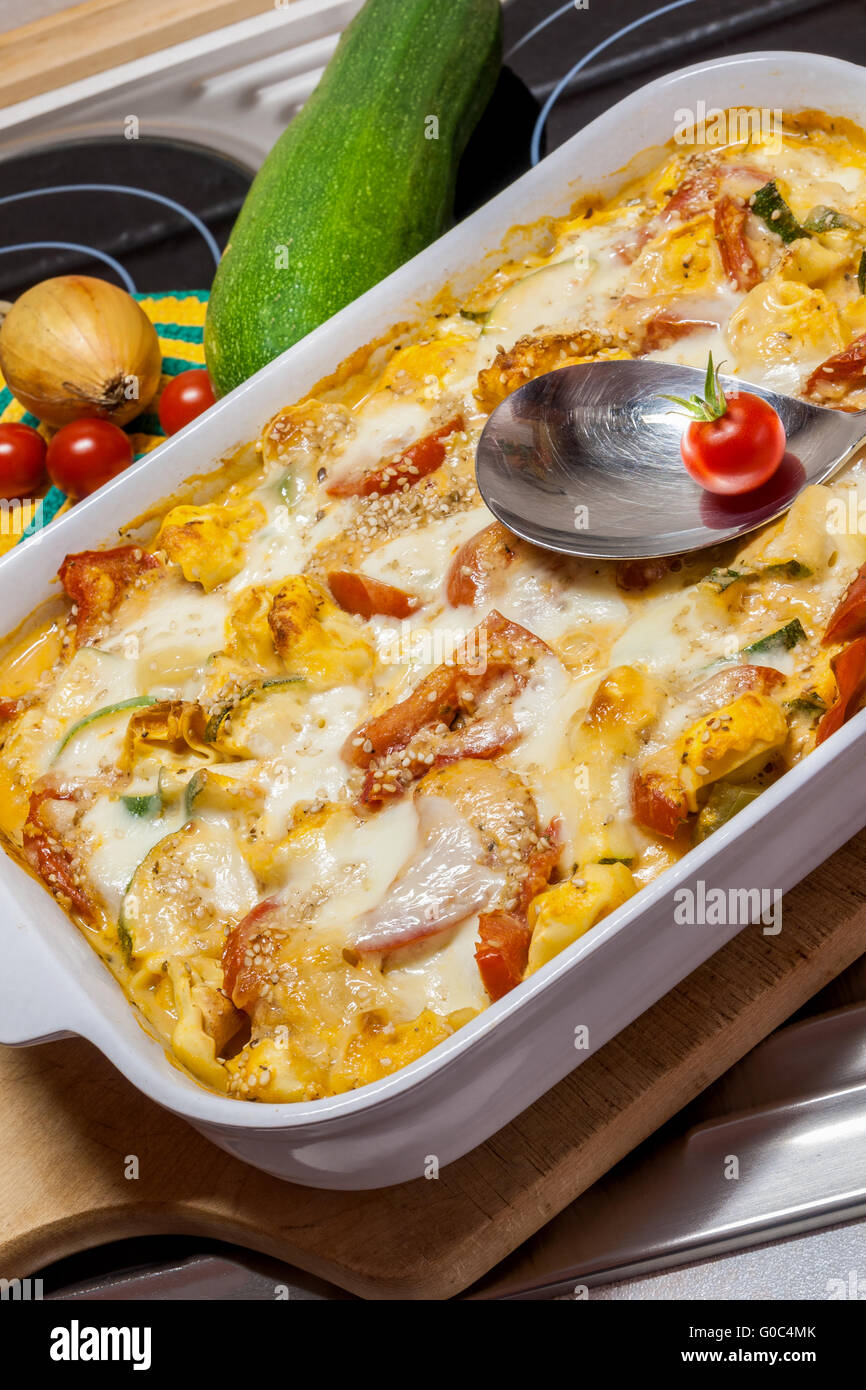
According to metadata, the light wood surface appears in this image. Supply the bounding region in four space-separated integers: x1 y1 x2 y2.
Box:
0 0 277 109
1 827 865 1300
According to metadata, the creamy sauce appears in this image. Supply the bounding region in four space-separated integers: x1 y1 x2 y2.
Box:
5 112 866 1099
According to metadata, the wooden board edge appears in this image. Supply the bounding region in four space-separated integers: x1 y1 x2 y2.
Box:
361 910 866 1298
0 0 279 110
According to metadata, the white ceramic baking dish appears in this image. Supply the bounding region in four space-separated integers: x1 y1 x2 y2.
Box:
2 50 866 1190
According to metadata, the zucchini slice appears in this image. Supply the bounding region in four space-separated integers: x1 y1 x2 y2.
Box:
741 619 807 659
802 205 862 234
205 677 306 757
760 561 812 581
751 181 807 243
482 258 588 340
703 561 811 594
184 767 266 818
702 565 756 593
53 695 156 762
693 783 761 843
122 792 163 818
120 767 187 826
277 469 301 510
786 691 827 718
118 819 258 962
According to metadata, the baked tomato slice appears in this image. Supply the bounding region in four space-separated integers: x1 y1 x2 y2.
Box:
325 416 463 498
476 912 532 1002
327 571 419 619
59 545 160 642
823 563 866 646
222 897 283 1011
816 637 866 744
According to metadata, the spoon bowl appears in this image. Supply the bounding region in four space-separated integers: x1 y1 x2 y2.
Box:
475 360 866 559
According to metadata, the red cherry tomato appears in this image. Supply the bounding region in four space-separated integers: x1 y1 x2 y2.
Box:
681 391 786 495
46 419 134 499
158 369 216 435
0 423 47 499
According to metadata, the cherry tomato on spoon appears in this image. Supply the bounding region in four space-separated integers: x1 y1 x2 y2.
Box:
665 353 787 495
0 423 47 499
46 418 133 499
158 369 216 435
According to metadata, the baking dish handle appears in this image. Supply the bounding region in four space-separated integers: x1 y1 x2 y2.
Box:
0 914 86 1045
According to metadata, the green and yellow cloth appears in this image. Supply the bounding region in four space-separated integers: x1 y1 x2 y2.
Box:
0 290 208 556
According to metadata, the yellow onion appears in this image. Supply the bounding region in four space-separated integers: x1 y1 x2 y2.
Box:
0 275 162 427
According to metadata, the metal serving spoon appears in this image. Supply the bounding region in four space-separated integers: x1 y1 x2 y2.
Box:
475 360 866 560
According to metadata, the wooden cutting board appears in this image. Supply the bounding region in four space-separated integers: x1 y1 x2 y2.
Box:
2 826 865 1300
0 0 279 109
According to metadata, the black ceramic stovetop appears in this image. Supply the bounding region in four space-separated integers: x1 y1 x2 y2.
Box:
3 0 863 303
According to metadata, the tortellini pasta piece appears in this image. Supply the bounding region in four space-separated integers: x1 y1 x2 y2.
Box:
568 665 663 864
268 575 374 686
375 330 477 395
333 1009 455 1093
225 584 283 669
225 1008 455 1102
168 955 243 1092
526 863 637 975
260 399 352 474
640 691 789 819
777 236 850 288
727 275 843 371
631 216 721 295
121 698 216 776
739 484 837 576
155 500 265 592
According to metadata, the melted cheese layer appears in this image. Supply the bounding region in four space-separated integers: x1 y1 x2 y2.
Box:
4 109 866 1100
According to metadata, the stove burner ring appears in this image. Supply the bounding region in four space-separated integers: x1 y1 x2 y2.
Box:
0 183 221 293
0 241 135 291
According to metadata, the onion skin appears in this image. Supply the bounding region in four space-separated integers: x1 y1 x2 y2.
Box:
0 276 162 428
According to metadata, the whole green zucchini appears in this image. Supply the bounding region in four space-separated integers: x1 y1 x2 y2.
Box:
205 0 502 395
